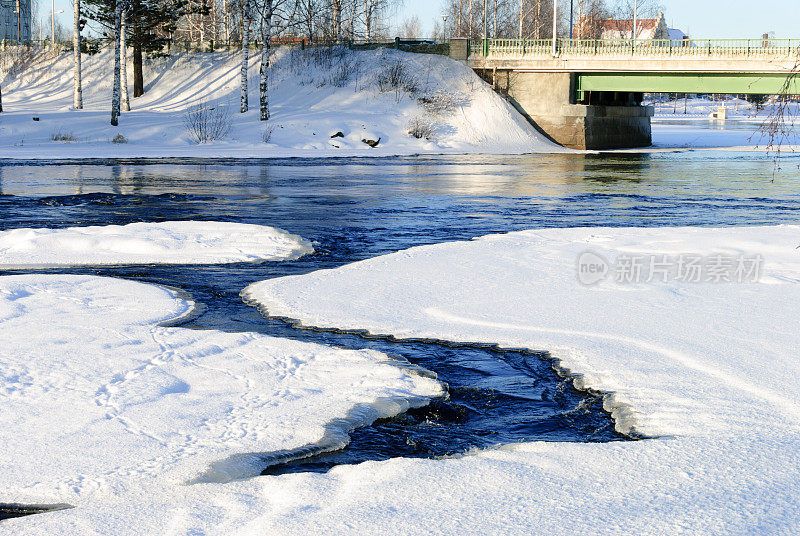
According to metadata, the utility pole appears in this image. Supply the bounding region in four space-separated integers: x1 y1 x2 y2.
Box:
633 0 638 42
552 0 557 56
51 0 55 42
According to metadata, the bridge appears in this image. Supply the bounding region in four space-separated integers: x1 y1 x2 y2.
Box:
449 38 800 149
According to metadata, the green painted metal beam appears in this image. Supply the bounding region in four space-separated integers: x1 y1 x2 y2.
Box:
575 72 800 96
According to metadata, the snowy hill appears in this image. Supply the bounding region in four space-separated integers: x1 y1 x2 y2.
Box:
0 46 559 158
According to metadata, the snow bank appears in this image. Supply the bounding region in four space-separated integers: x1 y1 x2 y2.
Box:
0 47 558 159
0 221 313 266
242 225 800 534
0 274 442 534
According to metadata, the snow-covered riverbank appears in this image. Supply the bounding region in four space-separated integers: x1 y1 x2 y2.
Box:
0 274 443 534
243 225 800 534
0 47 557 158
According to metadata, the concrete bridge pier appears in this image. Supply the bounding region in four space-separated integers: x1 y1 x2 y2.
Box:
484 70 654 150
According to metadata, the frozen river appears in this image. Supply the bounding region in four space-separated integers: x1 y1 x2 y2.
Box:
2 151 799 474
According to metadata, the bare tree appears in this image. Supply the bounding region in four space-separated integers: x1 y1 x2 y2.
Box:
574 0 608 39
121 9 130 112
756 51 800 155
74 0 83 109
241 0 250 112
111 0 123 126
259 0 272 120
398 14 421 37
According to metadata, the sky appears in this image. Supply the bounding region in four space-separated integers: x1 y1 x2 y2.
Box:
387 0 799 39
43 0 799 41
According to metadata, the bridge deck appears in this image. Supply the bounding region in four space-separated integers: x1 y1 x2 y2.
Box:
466 38 799 74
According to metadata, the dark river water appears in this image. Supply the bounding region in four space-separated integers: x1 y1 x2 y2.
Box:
1 152 799 475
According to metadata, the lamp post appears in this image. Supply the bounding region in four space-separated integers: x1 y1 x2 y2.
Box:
633 0 638 45
552 0 557 56
40 10 64 42
442 14 447 41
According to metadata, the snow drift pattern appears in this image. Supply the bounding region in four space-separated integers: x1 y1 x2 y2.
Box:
242 225 800 534
0 274 442 534
0 221 313 266
0 47 559 158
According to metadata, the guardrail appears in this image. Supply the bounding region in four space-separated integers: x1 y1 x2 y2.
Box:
469 38 800 58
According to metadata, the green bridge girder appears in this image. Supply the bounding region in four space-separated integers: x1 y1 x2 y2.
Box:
575 72 800 99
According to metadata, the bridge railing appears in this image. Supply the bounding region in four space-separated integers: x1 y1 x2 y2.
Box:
470 38 799 58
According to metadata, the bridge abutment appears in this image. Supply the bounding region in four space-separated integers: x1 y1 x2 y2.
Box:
489 70 653 150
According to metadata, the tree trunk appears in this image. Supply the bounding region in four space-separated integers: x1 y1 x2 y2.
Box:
240 0 249 113
121 10 130 111
259 2 271 121
333 0 341 41
364 0 370 40
133 25 144 98
111 0 122 126
73 0 83 109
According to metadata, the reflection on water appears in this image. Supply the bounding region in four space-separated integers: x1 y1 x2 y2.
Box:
1 153 799 472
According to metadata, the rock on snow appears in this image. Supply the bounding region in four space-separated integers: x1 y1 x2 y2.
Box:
0 48 559 159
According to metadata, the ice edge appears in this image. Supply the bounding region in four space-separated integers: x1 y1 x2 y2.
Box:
240 286 645 443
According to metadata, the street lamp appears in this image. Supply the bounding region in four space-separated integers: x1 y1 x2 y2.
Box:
40 9 64 42
442 14 447 41
552 0 557 56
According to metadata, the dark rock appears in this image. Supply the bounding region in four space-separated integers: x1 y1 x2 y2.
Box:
362 137 380 148
330 131 344 138
32 117 40 121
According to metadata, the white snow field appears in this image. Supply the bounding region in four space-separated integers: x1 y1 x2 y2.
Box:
244 225 800 535
0 274 442 534
0 221 313 266
0 47 558 158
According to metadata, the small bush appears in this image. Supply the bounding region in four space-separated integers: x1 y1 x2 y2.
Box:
262 124 275 143
50 129 78 142
183 102 232 144
377 60 418 95
407 116 434 140
111 133 128 144
418 90 464 114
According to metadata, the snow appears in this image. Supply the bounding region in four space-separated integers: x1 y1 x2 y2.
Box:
0 221 313 267
646 97 800 150
0 274 442 534
243 225 800 534
0 47 559 159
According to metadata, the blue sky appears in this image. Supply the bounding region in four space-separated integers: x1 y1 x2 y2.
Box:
46 0 797 40
388 0 799 38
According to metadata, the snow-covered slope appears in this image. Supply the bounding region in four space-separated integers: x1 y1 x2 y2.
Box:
0 47 558 158
0 274 442 534
0 221 312 266
242 225 800 535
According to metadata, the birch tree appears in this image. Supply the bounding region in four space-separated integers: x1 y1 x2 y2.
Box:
111 0 123 126
74 0 83 109
121 9 131 111
240 0 250 112
259 0 272 120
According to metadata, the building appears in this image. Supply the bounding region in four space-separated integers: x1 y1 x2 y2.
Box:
0 0 32 42
599 11 670 40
